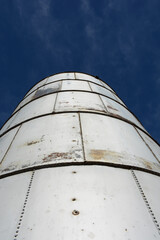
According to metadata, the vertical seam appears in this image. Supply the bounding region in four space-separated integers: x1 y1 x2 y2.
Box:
0 125 22 165
52 81 62 112
131 169 160 235
88 81 109 113
13 170 35 240
135 127 160 164
87 81 93 92
78 113 86 161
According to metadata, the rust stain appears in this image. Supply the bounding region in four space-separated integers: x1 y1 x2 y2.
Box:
90 149 123 160
107 105 118 111
59 101 69 104
143 160 152 170
89 149 156 172
27 140 40 146
26 135 44 146
43 152 73 162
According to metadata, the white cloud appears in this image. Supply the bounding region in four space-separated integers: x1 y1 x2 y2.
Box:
14 0 72 60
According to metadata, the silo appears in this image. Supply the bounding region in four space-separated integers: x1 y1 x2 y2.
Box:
0 72 160 240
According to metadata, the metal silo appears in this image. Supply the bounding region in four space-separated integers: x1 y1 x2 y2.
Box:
0 72 160 240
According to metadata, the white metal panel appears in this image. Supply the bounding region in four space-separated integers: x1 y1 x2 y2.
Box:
101 81 116 92
62 80 91 91
135 171 160 225
8 95 56 128
34 81 62 96
75 72 103 86
137 129 160 160
0 127 19 163
89 82 120 102
0 172 32 240
0 112 19 135
17 166 159 240
101 96 145 130
26 78 48 97
47 73 75 84
13 90 39 113
55 92 106 113
15 82 61 114
80 113 160 172
114 94 126 106
1 114 83 174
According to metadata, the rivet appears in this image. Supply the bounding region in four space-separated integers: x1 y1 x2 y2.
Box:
72 210 79 215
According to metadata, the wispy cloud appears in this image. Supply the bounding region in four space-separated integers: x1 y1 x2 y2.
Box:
14 0 72 61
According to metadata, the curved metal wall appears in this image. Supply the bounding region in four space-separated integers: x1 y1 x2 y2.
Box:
0 72 160 239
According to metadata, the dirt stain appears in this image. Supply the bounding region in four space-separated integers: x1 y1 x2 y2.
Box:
107 105 118 111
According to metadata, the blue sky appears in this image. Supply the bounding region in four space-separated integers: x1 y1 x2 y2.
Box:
0 0 160 143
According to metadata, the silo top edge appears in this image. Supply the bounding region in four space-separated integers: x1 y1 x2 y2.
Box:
25 71 115 97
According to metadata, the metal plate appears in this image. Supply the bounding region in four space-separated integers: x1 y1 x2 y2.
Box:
0 172 32 240
137 129 160 160
13 90 40 114
0 114 83 174
16 166 159 240
47 73 75 84
0 127 19 163
14 82 61 114
135 170 160 225
89 82 122 102
0 112 19 135
26 78 48 97
32 82 62 97
62 80 91 91
101 81 116 92
80 113 160 172
55 92 106 113
8 94 56 129
101 96 145 130
75 73 104 86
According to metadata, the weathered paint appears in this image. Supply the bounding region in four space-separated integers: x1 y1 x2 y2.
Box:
55 91 106 113
62 80 91 91
80 113 160 172
75 72 105 87
0 72 160 240
101 96 145 130
8 95 56 129
47 72 75 83
0 114 83 174
0 172 32 240
137 129 160 160
25 77 48 97
89 82 120 102
12 166 160 240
